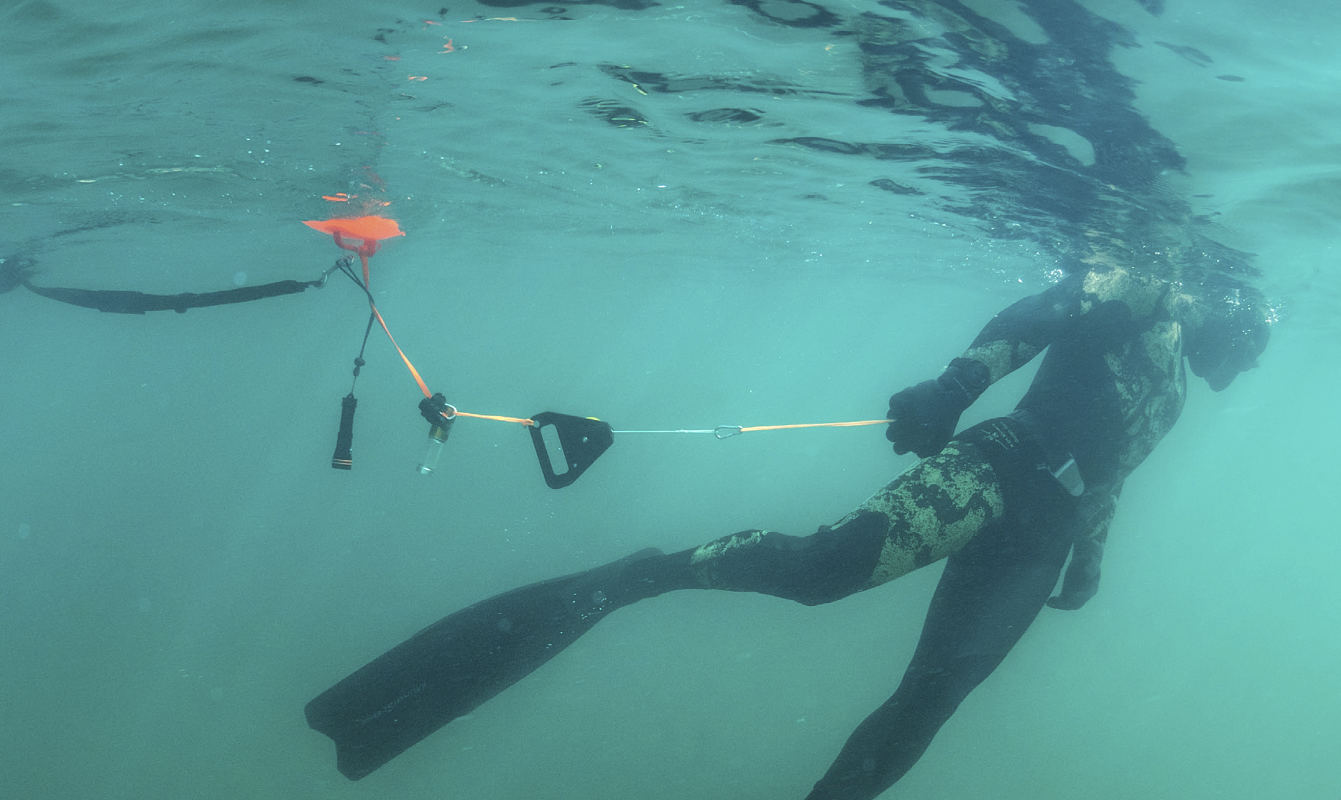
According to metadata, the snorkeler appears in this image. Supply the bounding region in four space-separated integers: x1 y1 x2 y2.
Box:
306 262 1270 798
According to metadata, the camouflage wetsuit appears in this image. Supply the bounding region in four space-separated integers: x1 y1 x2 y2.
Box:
624 265 1221 799
302 264 1267 793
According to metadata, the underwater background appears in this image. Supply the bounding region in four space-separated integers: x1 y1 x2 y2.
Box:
1 0 1338 797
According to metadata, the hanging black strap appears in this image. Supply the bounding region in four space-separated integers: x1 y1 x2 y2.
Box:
328 259 379 471
330 394 358 470
22 278 324 314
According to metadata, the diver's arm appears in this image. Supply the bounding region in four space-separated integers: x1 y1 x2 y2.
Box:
887 273 1085 457
1047 486 1121 610
957 272 1085 383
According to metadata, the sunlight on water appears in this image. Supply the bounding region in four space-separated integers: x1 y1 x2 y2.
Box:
1 2 1337 799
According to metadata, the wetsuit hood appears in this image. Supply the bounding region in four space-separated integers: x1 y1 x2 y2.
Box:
1185 289 1270 391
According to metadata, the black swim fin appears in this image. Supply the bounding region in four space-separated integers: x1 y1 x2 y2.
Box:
305 547 665 780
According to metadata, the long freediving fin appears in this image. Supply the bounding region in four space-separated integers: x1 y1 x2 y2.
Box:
305 547 662 780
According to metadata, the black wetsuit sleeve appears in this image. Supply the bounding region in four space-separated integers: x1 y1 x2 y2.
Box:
957 273 1086 386
1047 486 1120 610
887 274 1087 457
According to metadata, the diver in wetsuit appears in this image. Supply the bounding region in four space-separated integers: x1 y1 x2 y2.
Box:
306 263 1271 798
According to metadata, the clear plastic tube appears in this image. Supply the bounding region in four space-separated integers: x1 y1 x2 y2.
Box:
417 426 450 474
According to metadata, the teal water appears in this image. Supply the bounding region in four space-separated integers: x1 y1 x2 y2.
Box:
1 1 1338 798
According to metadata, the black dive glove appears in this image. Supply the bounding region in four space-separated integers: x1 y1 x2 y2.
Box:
1046 537 1103 610
885 358 990 458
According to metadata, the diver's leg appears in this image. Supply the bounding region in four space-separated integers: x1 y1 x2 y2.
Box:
308 441 1007 779
803 509 1074 800
306 546 669 779
629 440 1008 606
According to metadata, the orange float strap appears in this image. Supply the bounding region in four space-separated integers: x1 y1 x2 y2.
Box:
431 410 889 489
303 215 405 286
304 215 891 487
304 215 409 471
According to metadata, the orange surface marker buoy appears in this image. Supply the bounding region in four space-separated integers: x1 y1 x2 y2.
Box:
303 215 405 284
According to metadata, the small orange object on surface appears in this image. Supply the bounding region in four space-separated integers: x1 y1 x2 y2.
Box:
303 215 404 243
303 215 405 284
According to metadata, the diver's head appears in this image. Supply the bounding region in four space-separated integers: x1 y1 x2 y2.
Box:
1184 284 1271 392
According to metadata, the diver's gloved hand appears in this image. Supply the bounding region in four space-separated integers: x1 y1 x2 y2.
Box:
1046 538 1103 610
885 358 990 458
